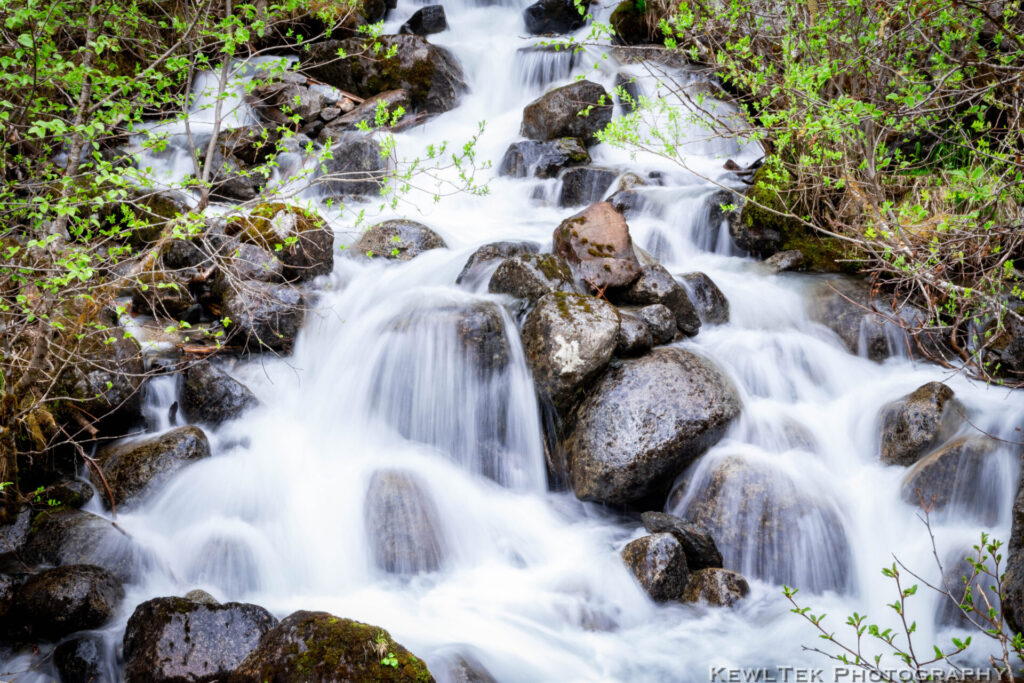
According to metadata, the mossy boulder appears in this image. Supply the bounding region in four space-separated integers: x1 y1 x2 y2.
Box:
229 203 333 283
230 610 434 682
487 252 577 302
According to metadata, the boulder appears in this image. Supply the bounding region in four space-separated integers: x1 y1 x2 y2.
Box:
222 281 305 351
487 253 576 301
553 201 641 291
456 240 540 287
54 634 112 683
10 565 123 641
124 596 278 683
641 511 723 570
182 360 259 425
637 304 676 345
61 335 145 436
680 272 729 326
608 189 649 218
683 568 750 607
320 90 411 138
305 35 466 113
521 293 620 410
0 507 32 558
229 203 334 283
878 382 959 467
765 249 805 273
900 436 999 522
453 302 511 373
91 425 211 508
230 610 435 682
808 278 923 361
521 81 613 145
364 469 446 575
523 0 587 34
615 310 652 357
621 264 701 335
499 138 590 179
400 5 448 34
566 348 740 506
621 533 689 602
352 219 447 260
559 166 618 207
314 134 387 197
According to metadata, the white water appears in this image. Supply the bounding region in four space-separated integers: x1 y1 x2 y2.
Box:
6 0 1024 681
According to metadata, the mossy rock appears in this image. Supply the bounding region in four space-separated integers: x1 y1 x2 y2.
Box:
610 0 660 45
230 610 434 682
228 203 333 282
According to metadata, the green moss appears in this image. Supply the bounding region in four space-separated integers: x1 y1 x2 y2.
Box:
229 203 324 250
532 254 572 282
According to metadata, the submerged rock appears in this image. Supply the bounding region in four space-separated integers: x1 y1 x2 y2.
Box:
456 240 540 287
553 201 641 291
878 382 959 467
808 278 924 361
566 348 741 506
230 610 435 682
641 511 723 571
499 138 589 179
683 568 750 607
900 436 1000 523
352 219 446 261
124 596 278 683
487 253 576 302
621 533 689 602
9 565 123 641
680 272 729 326
182 360 259 425
521 81 613 144
365 469 446 575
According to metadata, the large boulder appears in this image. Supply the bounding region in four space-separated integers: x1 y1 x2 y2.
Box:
621 264 701 335
230 610 435 682
559 166 618 207
216 240 285 284
314 135 387 197
456 240 540 287
229 204 334 282
521 293 620 410
91 425 211 508
566 348 740 506
621 533 690 602
222 281 305 351
900 436 1000 523
364 469 446 575
878 382 959 466
521 81 613 145
641 511 723 571
9 565 123 641
487 253 576 302
499 138 590 179
305 35 466 114
553 201 641 291
683 568 750 607
680 272 729 326
181 360 259 425
123 596 278 683
351 219 446 261
523 0 587 34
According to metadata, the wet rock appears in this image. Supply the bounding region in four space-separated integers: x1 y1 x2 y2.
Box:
638 304 676 345
641 511 723 570
900 436 999 521
671 455 853 593
935 550 999 628
487 253 576 302
39 480 94 509
229 203 334 283
222 280 305 351
456 240 540 287
524 0 587 34
679 272 729 326
314 134 387 197
248 80 324 127
306 35 466 114
231 610 435 682
765 249 805 273
553 201 641 291
499 138 590 179
878 382 958 466
521 293 620 410
615 310 652 357
55 634 112 683
0 507 32 558
1001 464 1024 633
61 335 145 435
131 270 197 320
683 568 750 607
621 533 689 602
320 90 412 138
432 651 498 683
91 425 211 508
609 0 659 44
185 588 219 605
20 507 153 582
559 166 618 207
124 596 278 683
365 469 445 575
619 265 702 335
566 348 740 506
216 126 283 168
608 189 648 218
454 302 511 373
808 278 923 362
400 5 447 34
10 565 123 641
162 237 208 270
182 360 259 425
217 240 285 284
205 150 267 202
352 219 447 261
521 81 613 145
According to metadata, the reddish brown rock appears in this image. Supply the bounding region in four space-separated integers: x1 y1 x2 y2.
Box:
553 201 641 291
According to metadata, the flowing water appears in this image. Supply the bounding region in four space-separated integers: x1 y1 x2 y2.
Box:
6 0 1024 680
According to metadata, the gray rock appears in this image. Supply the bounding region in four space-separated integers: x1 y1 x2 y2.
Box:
314 134 387 198
935 550 998 628
765 249 805 273
521 293 620 410
621 533 689 602
0 507 32 558
11 565 123 641
615 310 652 357
499 138 590 179
566 348 741 506
523 0 587 34
638 304 676 345
222 281 305 351
182 360 259 425
608 189 648 218
487 253 576 301
680 272 729 326
641 510 723 570
400 5 448 34
683 568 750 607
123 596 277 683
352 219 447 261
900 436 999 522
218 241 285 284
233 204 333 283
622 264 701 335
879 382 958 466
559 166 618 207
320 90 411 138
521 81 613 145
184 589 219 605
456 240 540 287
365 469 446 575
55 634 113 683
553 201 641 291
808 278 923 362
91 425 211 508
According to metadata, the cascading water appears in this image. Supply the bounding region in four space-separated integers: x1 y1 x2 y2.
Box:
4 0 1024 680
